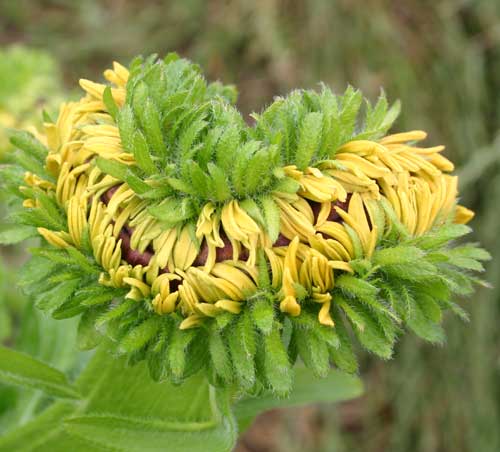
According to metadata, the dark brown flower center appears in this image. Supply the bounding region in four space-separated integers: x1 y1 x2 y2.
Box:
101 189 351 270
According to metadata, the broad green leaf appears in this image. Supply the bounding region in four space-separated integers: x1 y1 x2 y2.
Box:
0 304 11 343
0 403 98 452
0 344 238 451
0 346 80 399
70 346 237 452
65 413 235 452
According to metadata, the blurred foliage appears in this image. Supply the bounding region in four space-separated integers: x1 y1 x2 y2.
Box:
1 0 500 451
0 44 63 355
0 45 62 155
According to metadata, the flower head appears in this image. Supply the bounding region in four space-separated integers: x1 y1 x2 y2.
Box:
3 54 488 394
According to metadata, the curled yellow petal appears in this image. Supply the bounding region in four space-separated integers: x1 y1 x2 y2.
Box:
455 205 474 224
38 228 72 248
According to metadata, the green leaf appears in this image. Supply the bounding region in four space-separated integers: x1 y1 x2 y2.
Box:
337 296 393 359
96 157 128 180
0 224 37 244
339 86 363 141
102 86 119 120
209 327 233 383
413 224 471 250
132 130 157 175
119 317 162 353
96 299 136 326
215 125 240 172
77 308 104 350
295 328 330 377
406 294 445 343
251 297 274 334
231 141 260 196
65 413 235 452
240 198 266 227
273 177 301 195
166 177 198 195
179 118 207 159
0 346 80 399
293 313 342 349
36 279 80 312
262 325 292 396
148 197 195 224
186 160 211 197
244 147 277 195
9 129 49 161
12 151 48 179
344 224 364 259
380 99 401 131
117 104 136 153
168 328 197 381
51 296 86 320
329 308 358 373
140 98 166 159
228 318 255 389
372 245 424 267
295 112 323 169
336 274 378 301
65 247 99 274
75 346 237 451
261 196 281 243
0 345 237 452
124 169 151 194
0 402 90 452
76 286 124 307
207 163 232 201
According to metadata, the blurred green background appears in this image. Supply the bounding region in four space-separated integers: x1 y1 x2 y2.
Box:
1 1 499 451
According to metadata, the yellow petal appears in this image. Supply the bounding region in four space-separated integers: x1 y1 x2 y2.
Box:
455 205 474 224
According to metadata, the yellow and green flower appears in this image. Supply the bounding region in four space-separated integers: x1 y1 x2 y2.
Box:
1 54 489 394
